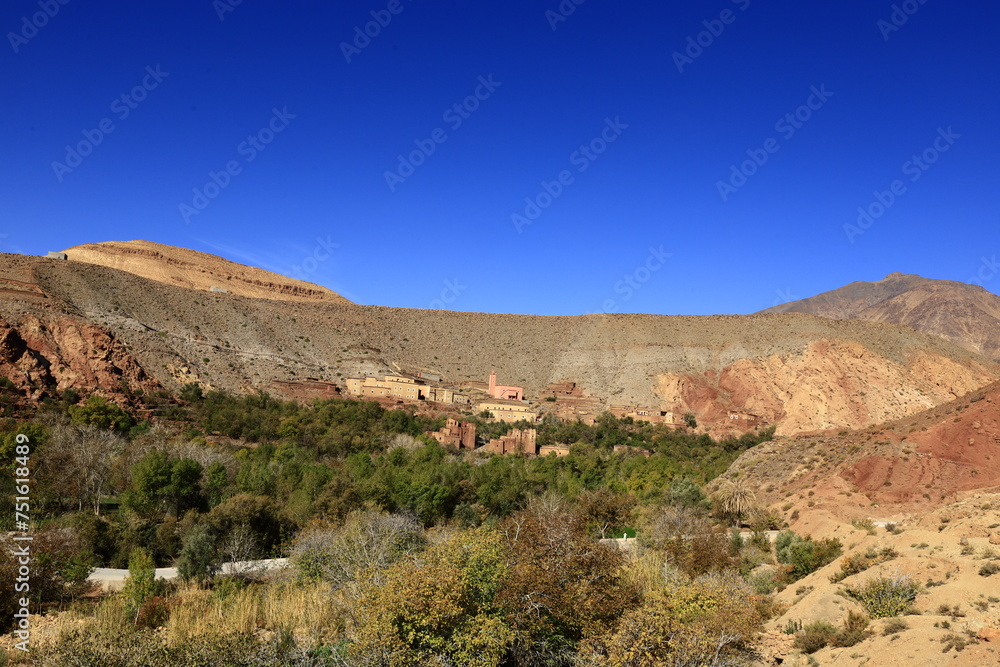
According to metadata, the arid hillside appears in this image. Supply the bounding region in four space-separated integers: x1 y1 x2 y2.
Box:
762 272 1000 362
715 379 1000 519
715 381 1000 665
0 245 997 435
63 240 351 305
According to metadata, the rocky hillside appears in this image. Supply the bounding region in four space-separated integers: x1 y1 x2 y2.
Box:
1 245 997 435
717 379 1000 519
761 272 1000 362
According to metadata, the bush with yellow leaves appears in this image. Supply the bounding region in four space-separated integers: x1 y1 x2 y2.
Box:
579 570 764 667
350 526 514 667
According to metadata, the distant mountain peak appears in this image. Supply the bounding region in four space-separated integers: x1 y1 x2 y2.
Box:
760 274 1000 361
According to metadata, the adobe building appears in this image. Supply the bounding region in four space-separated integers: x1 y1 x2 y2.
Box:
477 400 537 424
488 370 523 401
727 410 763 426
545 380 582 397
484 428 537 456
345 375 427 401
424 386 454 403
610 405 677 425
427 418 477 450
538 444 571 457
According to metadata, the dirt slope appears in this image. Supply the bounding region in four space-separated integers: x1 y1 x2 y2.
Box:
63 240 351 304
762 272 1000 362
2 249 997 435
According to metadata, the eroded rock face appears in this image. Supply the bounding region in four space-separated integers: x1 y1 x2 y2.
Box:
654 339 996 436
0 314 159 400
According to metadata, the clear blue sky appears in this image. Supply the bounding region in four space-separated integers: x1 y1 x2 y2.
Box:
4 1 998 315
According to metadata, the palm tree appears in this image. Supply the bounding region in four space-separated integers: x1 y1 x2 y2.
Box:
711 479 757 526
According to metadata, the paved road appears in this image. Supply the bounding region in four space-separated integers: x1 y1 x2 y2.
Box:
87 558 289 591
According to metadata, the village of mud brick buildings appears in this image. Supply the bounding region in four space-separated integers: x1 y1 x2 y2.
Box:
330 370 762 458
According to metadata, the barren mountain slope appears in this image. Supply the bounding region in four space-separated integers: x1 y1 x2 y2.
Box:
63 240 351 305
762 272 1000 361
717 383 1000 663
3 251 997 435
717 379 1000 519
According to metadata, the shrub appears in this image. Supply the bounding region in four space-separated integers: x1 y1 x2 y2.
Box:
121 548 161 623
794 613 871 653
776 531 843 581
830 546 898 583
583 571 764 666
794 620 837 654
882 618 909 635
844 573 919 618
979 562 1000 577
289 510 425 588
351 527 515 666
645 506 734 577
832 611 871 647
852 518 877 535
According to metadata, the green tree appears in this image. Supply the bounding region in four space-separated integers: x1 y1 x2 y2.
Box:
121 548 158 623
68 396 134 432
177 524 220 583
204 460 230 507
126 452 204 517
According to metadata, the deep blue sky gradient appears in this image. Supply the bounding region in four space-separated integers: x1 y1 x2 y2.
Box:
4 1 999 314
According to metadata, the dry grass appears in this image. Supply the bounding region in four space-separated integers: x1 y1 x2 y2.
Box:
164 580 345 644
621 548 666 595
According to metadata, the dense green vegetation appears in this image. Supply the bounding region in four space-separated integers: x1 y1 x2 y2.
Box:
2 386 776 560
0 384 800 664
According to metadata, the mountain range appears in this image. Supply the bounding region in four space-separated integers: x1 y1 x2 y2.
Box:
0 241 997 439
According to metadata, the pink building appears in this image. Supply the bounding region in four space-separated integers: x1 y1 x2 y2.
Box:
488 370 523 401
